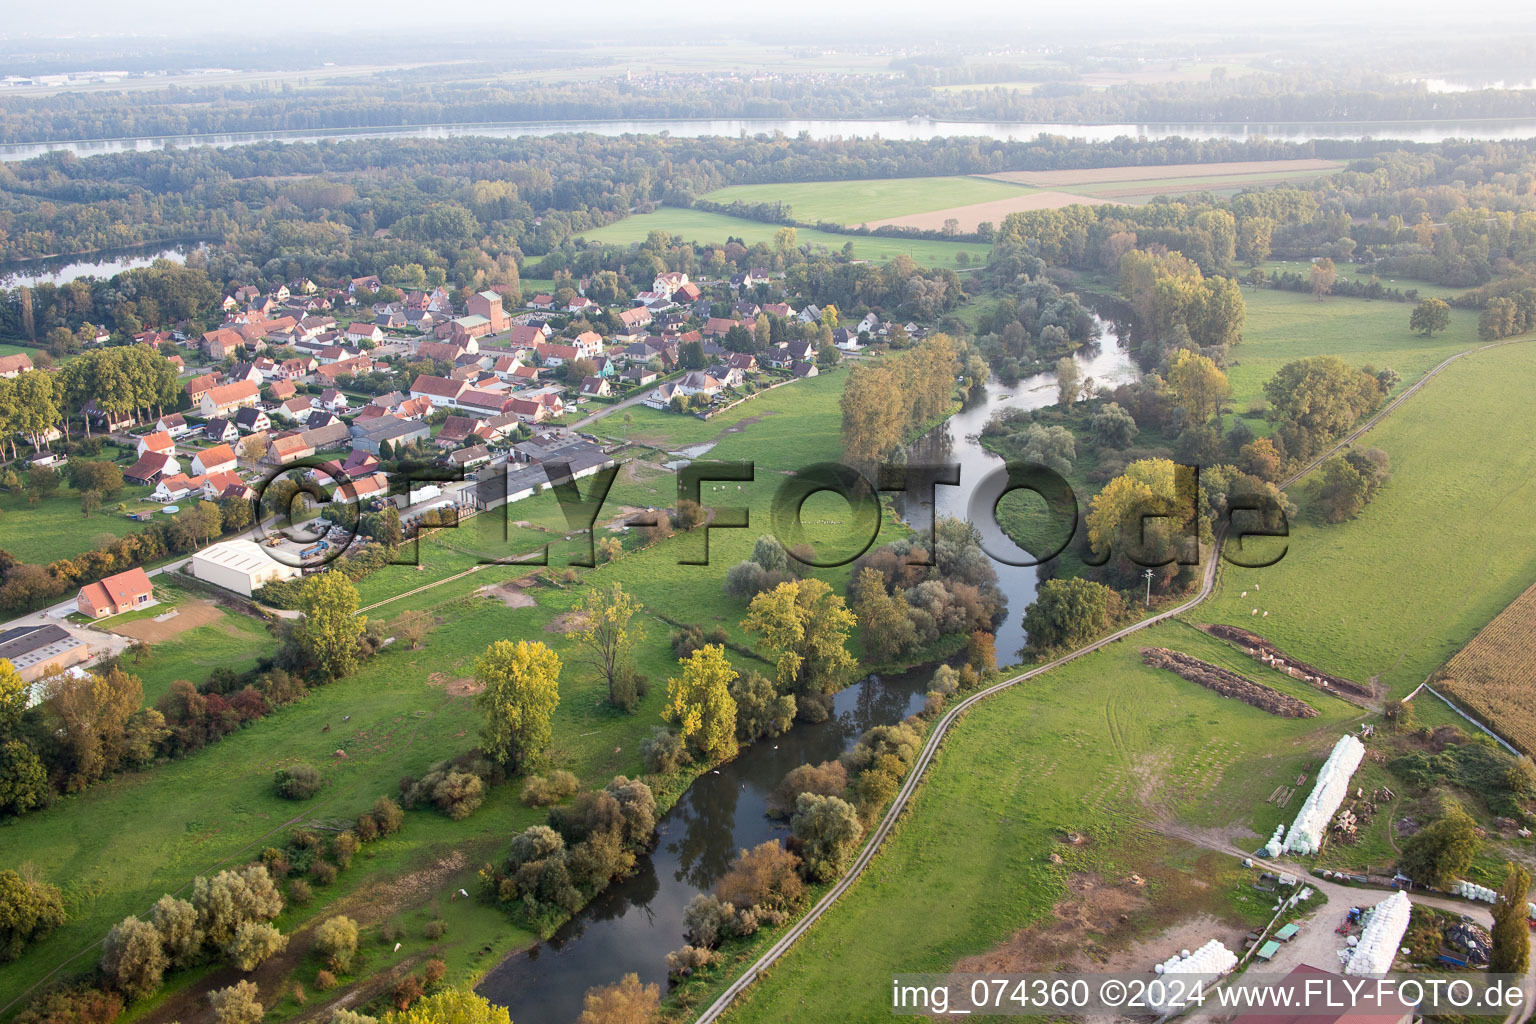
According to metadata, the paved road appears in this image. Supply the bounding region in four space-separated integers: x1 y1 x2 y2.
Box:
569 387 656 431
692 335 1536 1024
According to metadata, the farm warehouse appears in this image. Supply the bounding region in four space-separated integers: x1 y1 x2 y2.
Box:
192 539 301 596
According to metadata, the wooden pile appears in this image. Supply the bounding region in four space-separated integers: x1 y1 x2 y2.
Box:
1201 624 1376 701
1141 648 1320 718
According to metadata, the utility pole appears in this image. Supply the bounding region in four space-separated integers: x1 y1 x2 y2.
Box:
1143 568 1155 607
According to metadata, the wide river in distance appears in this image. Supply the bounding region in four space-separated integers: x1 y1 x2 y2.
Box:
5 115 1536 161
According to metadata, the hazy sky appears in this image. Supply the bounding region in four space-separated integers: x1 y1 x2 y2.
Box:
7 0 1536 39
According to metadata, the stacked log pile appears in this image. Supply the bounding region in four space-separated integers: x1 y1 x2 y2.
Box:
1142 647 1319 718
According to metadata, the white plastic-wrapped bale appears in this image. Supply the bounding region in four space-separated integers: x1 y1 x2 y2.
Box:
1284 735 1366 855
1151 940 1238 1008
1345 891 1412 976
1452 880 1498 903
1265 823 1287 859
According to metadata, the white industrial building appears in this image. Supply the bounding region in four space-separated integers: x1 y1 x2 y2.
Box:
192 540 302 596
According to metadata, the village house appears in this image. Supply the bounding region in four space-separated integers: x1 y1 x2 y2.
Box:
192 444 238 476
0 353 34 378
346 322 385 345
76 568 155 619
445 444 493 471
435 415 492 448
579 375 611 398
124 450 179 485
315 388 350 413
153 472 207 502
266 432 316 466
201 328 245 360
155 413 190 437
409 374 468 408
200 380 261 418
232 407 271 434
267 379 297 402
203 418 238 443
137 431 176 457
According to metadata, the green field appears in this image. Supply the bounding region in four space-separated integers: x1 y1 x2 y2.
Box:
1203 337 1536 698
702 176 1032 227
719 623 1363 1024
575 208 990 268
1227 286 1483 408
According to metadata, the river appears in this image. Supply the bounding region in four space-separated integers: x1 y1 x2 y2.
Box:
474 327 1138 1023
475 664 935 1024
6 115 1536 162
898 321 1141 662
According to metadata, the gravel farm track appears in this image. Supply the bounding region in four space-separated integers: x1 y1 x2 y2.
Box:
693 333 1536 1024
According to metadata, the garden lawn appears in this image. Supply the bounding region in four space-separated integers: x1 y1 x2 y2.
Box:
701 176 1033 227
716 623 1363 1024
575 209 989 268
1198 338 1536 698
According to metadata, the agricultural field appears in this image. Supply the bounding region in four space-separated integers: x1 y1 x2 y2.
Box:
701 176 1034 227
1434 579 1536 754
574 208 990 268
717 623 1365 1024
983 159 1345 202
1199 338 1536 699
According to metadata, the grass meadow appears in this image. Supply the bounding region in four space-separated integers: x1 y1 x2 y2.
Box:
1199 338 1536 698
574 208 991 268
701 176 1033 226
1226 286 1483 410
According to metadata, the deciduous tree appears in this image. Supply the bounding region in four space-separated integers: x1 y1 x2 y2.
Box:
475 640 561 770
663 645 738 762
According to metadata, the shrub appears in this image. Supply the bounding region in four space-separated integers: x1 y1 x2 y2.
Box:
14 986 122 1024
314 916 359 973
520 770 581 807
714 841 804 912
423 919 446 941
225 921 287 971
309 861 339 886
314 969 337 991
371 796 404 835
402 765 485 820
274 763 323 800
423 958 447 986
331 832 359 869
665 945 718 977
790 793 864 882
768 760 847 817
392 974 424 1011
99 916 168 1001
641 727 690 774
288 879 313 905
208 981 264 1024
682 894 734 948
